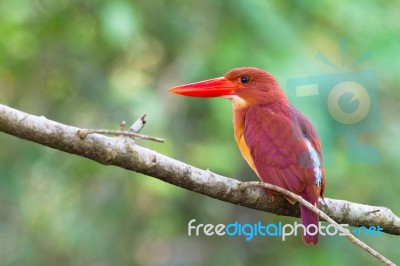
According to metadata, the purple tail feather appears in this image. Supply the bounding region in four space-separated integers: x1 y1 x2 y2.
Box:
300 193 319 245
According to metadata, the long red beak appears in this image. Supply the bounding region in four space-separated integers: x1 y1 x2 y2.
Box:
168 77 238 97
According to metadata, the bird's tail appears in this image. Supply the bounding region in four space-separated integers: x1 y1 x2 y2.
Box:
300 192 319 245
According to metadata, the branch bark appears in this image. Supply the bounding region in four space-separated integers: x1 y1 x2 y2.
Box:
0 103 399 236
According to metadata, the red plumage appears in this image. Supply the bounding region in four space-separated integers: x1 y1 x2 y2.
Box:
169 67 326 245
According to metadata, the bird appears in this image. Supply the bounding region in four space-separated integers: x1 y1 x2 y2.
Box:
169 67 326 245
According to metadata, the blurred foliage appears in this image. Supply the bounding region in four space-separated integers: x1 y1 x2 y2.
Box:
0 0 399 265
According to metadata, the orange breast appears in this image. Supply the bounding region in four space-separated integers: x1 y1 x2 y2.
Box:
236 130 258 175
232 108 259 176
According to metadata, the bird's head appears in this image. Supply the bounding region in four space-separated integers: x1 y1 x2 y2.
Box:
169 67 285 106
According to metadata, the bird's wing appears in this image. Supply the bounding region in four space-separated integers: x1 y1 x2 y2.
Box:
243 103 323 198
290 105 326 195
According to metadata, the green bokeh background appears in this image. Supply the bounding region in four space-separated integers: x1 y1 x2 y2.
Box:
1 1 399 265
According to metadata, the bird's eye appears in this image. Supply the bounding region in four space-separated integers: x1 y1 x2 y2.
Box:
239 76 250 84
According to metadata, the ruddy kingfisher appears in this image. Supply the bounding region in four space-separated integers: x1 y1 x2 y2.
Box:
169 67 326 245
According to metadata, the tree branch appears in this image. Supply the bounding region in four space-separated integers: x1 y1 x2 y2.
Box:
0 103 399 235
1 103 398 264
0 103 398 233
1 103 400 262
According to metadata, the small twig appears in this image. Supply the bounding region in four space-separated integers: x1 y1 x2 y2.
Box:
77 129 165 143
77 115 164 143
129 114 147 133
119 121 126 131
240 181 395 266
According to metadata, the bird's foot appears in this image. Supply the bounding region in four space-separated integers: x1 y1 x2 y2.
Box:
266 190 275 201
